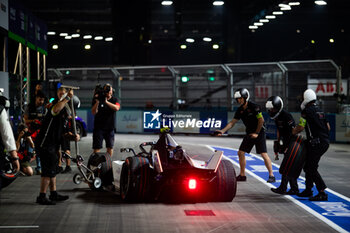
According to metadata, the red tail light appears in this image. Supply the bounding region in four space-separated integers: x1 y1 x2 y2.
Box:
188 179 197 190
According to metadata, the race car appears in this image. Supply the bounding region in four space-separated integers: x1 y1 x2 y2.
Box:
72 131 237 202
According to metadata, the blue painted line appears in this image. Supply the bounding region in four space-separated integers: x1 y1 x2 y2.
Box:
212 146 350 233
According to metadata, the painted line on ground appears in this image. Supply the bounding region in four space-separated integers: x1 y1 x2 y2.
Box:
209 145 350 233
0 226 39 229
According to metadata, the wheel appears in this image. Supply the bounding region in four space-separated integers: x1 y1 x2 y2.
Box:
120 156 151 202
87 152 113 187
93 177 102 189
73 173 83 185
212 159 237 202
75 122 83 140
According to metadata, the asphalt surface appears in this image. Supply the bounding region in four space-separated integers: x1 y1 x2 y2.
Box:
0 133 349 233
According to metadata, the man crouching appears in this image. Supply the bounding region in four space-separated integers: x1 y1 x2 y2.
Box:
35 87 80 205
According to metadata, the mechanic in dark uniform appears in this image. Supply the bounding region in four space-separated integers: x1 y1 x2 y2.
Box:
266 96 299 195
293 89 330 201
92 83 120 157
35 87 80 205
217 88 275 183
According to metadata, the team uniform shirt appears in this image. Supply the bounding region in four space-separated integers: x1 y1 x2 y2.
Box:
0 110 16 152
234 101 265 134
298 103 329 141
274 109 295 148
35 100 70 150
92 96 119 131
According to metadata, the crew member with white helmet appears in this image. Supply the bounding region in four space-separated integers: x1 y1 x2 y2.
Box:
293 89 330 201
217 88 276 183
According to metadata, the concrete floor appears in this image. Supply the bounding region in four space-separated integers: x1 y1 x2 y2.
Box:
0 134 349 233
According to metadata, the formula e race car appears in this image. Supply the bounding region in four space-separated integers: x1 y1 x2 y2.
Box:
71 131 237 202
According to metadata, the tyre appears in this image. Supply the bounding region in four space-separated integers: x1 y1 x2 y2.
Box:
73 173 83 185
87 152 113 189
75 122 83 140
120 156 151 202
212 159 237 202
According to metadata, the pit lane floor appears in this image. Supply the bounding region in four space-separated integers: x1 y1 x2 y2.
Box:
1 134 349 233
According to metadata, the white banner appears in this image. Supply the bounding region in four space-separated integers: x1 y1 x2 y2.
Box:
308 79 347 96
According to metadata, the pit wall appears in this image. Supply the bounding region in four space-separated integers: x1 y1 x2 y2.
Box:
76 109 350 143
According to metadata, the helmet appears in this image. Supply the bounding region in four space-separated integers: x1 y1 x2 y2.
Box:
301 89 316 110
234 88 250 104
265 96 283 119
72 95 81 109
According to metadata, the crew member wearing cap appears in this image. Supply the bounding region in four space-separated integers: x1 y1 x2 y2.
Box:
216 88 275 183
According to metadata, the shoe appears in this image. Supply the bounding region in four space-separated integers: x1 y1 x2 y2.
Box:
57 166 64 173
286 189 299 195
267 176 276 183
61 166 72 174
236 175 247 181
49 193 69 202
36 196 56 205
36 170 42 175
271 187 286 195
309 192 328 201
297 189 313 197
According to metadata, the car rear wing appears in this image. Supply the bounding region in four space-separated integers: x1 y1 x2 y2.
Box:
185 150 223 172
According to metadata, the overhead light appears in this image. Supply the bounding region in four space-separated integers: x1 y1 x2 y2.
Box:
180 44 187 49
273 11 283 15
281 6 292 10
249 25 258 29
148 40 152 44
83 35 92 39
161 1 173 6
186 38 195 43
94 36 103 40
278 4 289 8
315 1 327 5
213 1 224 6
289 2 300 6
59 33 68 37
212 44 219 49
329 38 334 43
47 31 56 35
105 37 113 41
296 29 301 33
84 44 91 50
203 37 212 42
65 36 72 39
52 44 58 49
266 15 276 19
311 40 315 44
260 19 269 23
254 22 263 26
71 33 80 38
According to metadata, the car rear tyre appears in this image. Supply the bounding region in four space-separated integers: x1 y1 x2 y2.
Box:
120 156 151 202
213 159 237 202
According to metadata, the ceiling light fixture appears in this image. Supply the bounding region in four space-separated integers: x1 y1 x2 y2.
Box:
84 44 91 50
180 44 187 49
72 34 80 38
315 1 327 5
260 19 269 23
213 1 224 6
83 35 92 39
266 15 276 19
64 36 72 39
105 37 113 41
289 2 300 6
186 38 195 43
254 22 263 26
94 36 103 40
47 31 56 35
161 1 173 6
203 37 212 42
52 44 58 49
59 33 68 37
212 44 219 49
273 11 283 15
249 26 258 29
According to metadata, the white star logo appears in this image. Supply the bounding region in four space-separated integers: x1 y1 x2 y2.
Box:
151 109 162 122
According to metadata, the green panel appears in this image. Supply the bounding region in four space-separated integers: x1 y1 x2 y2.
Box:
27 42 36 50
37 47 48 56
8 31 26 44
